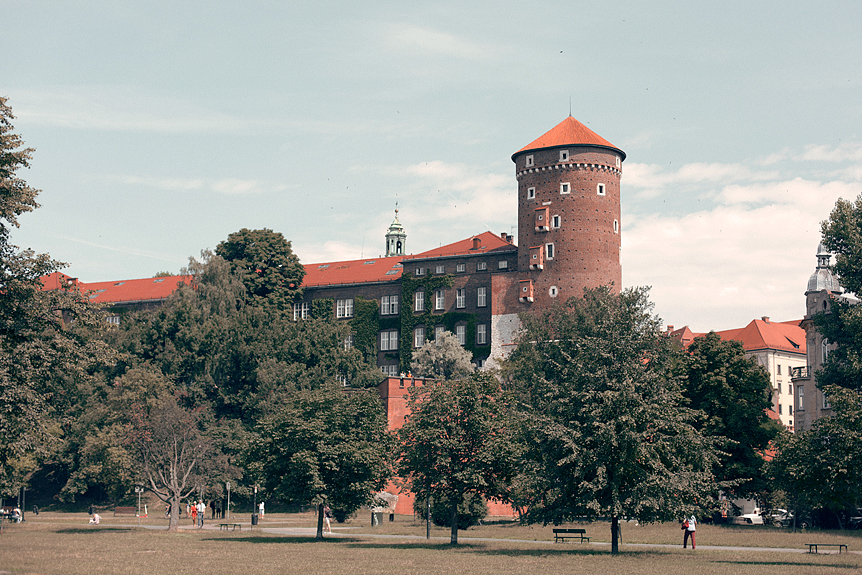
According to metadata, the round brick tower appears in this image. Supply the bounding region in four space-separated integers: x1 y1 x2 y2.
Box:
511 116 625 308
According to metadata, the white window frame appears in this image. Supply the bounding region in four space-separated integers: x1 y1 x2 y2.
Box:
415 268 425 276
456 288 465 309
435 265 444 274
414 290 424 312
476 323 487 345
435 289 445 310
293 303 301 321
301 302 310 319
456 263 465 273
498 260 508 269
597 183 606 196
477 262 487 271
414 326 425 348
380 330 399 351
614 219 619 233
525 154 534 167
552 214 561 229
545 243 555 260
381 295 399 315
798 386 804 411
559 149 569 162
527 187 536 199
560 182 571 194
456 324 465 346
343 334 353 351
477 286 487 308
336 298 354 318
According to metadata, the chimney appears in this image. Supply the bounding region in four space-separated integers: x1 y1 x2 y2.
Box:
762 316 770 323
472 237 481 250
667 325 674 333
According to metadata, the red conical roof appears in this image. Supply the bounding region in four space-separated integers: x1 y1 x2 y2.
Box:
515 116 625 160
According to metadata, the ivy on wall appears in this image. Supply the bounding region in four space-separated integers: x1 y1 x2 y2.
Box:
311 298 333 320
349 297 380 363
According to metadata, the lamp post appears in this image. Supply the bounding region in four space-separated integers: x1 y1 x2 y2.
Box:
252 484 258 530
135 486 143 527
226 482 231 520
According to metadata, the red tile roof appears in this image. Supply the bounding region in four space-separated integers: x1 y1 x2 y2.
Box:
714 319 806 355
41 271 190 305
301 232 516 288
515 115 625 159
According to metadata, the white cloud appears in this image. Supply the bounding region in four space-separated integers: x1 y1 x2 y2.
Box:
109 174 285 195
798 143 862 162
385 25 500 62
624 161 775 190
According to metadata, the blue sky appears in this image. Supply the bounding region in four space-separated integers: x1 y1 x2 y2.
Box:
4 0 862 332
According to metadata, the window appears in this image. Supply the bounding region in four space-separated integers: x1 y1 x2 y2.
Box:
477 262 487 271
336 373 348 386
789 384 792 395
614 219 619 233
415 268 425 276
414 290 424 311
381 365 398 377
778 404 783 415
456 263 465 273
435 325 445 342
616 156 621 168
559 149 569 162
336 298 354 318
525 155 534 167
789 405 793 415
549 285 558 298
545 243 555 260
343 335 353 350
106 315 120 325
456 288 465 309
777 365 782 375
560 182 571 194
293 302 310 320
435 265 445 274
498 260 508 269
597 183 606 196
798 386 804 411
477 287 487 307
381 295 399 315
822 339 829 363
456 324 465 346
414 326 425 348
552 215 561 229
823 392 831 409
476 323 487 345
380 330 399 351
527 187 536 199
435 289 445 310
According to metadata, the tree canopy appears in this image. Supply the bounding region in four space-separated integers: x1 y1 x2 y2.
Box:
680 332 781 497
397 372 521 544
506 286 720 554
410 331 475 380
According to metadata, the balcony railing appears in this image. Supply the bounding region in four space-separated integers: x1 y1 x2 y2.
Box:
790 366 811 379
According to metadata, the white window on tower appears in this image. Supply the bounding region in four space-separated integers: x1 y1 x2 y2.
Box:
527 187 536 199
525 155 534 167
560 182 571 194
414 290 424 311
456 288 465 309
559 149 569 162
476 323 487 345
545 243 555 260
597 183 606 196
614 219 619 233
552 215 561 229
456 324 465 346
798 386 804 411
477 287 487 308
435 289 445 310
414 326 425 348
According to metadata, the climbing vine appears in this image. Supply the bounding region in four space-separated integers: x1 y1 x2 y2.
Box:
311 298 333 320
349 297 380 363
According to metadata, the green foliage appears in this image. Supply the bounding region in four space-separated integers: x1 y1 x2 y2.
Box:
770 385 862 527
0 97 40 235
398 272 455 371
680 332 780 497
506 286 720 554
250 385 393 539
311 298 333 320
410 331 475 380
414 491 488 530
350 297 380 362
215 228 305 309
397 371 520 544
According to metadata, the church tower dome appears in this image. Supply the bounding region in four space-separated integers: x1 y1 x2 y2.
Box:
385 208 407 257
806 242 842 294
511 115 625 307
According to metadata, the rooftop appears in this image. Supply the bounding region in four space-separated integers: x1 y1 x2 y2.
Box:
514 115 626 160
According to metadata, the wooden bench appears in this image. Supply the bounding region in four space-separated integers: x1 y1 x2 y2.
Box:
219 523 242 531
113 506 137 516
807 543 847 554
553 528 590 543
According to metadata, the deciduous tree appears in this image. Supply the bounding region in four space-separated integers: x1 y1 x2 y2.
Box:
506 287 720 554
410 331 475 380
397 372 521 544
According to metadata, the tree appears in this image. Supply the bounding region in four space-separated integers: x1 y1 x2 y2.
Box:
817 193 862 391
770 385 862 528
215 228 304 309
410 331 475 380
250 385 392 539
0 97 114 494
397 372 521 544
129 393 234 532
506 287 720 554
681 332 781 498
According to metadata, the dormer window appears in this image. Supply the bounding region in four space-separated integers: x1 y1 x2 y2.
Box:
535 207 549 232
529 245 544 270
519 279 534 303
559 149 569 162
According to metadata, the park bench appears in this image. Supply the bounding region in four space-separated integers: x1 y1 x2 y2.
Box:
807 543 847 554
219 523 242 531
553 528 590 543
113 506 137 516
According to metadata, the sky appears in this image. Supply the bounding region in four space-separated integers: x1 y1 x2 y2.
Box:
4 0 862 333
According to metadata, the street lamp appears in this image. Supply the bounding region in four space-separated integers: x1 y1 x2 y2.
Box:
134 485 144 527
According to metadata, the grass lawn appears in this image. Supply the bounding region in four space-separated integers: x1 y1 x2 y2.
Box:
0 512 859 575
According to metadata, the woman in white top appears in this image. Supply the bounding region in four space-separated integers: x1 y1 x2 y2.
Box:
682 514 697 549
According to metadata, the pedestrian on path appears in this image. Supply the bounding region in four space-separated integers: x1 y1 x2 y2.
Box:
682 515 697 549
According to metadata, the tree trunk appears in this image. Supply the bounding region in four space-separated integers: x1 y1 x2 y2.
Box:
316 503 324 540
168 496 179 532
450 504 458 545
611 515 619 555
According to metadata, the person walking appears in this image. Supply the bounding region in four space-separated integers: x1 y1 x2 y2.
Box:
258 501 265 518
197 500 206 528
682 514 697 549
323 505 333 534
190 501 198 526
